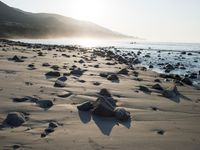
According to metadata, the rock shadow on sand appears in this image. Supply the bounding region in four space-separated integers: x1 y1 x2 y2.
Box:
78 110 131 136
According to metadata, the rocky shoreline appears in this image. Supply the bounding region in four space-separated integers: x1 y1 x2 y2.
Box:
0 39 200 150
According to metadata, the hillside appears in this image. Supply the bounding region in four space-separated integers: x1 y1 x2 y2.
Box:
0 1 134 39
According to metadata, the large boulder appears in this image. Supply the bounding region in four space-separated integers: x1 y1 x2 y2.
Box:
92 97 115 117
4 112 26 127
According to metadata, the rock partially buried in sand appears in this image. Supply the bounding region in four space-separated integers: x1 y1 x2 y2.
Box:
48 122 59 129
8 55 24 62
45 71 61 77
77 101 93 111
54 80 66 87
162 86 179 98
4 112 26 127
70 68 84 76
107 74 119 82
114 108 131 121
152 84 164 91
36 100 53 109
118 68 129 75
139 86 151 93
181 77 193 85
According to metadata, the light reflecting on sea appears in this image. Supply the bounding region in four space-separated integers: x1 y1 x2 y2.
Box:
12 38 200 51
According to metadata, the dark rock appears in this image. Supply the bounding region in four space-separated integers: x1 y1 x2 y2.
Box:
114 108 131 121
78 79 86 83
94 64 99 68
154 79 161 83
149 65 154 68
189 73 197 79
92 97 115 117
77 101 93 111
151 106 158 111
152 84 164 90
36 100 53 109
38 52 43 56
79 59 85 64
45 128 55 134
162 86 179 98
4 112 26 127
13 144 20 149
41 132 46 138
48 122 59 129
93 82 101 86
132 58 140 64
57 76 67 82
42 63 51 67
9 55 24 62
45 71 61 77
164 64 174 71
70 68 84 76
139 86 151 93
118 68 129 75
99 72 109 78
107 74 119 82
54 80 66 87
99 88 111 97
157 129 165 135
181 51 186 55
182 77 193 85
51 65 59 70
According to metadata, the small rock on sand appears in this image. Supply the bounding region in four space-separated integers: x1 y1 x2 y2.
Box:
4 112 26 127
118 68 129 75
152 84 164 91
36 100 53 109
54 80 66 87
139 86 151 93
45 71 61 77
48 122 59 129
107 74 119 82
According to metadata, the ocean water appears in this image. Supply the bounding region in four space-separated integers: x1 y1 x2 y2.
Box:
12 39 200 85
12 38 200 51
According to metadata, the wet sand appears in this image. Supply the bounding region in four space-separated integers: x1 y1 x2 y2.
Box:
0 40 200 150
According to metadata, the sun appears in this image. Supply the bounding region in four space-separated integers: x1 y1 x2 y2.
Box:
67 0 104 22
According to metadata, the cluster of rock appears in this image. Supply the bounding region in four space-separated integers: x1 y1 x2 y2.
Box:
77 89 131 122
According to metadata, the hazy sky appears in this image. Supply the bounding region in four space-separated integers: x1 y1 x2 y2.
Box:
2 0 200 42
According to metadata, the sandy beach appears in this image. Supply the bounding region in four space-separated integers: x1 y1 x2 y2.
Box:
0 40 200 150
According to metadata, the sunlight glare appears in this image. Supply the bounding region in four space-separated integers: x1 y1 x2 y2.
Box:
67 0 105 22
